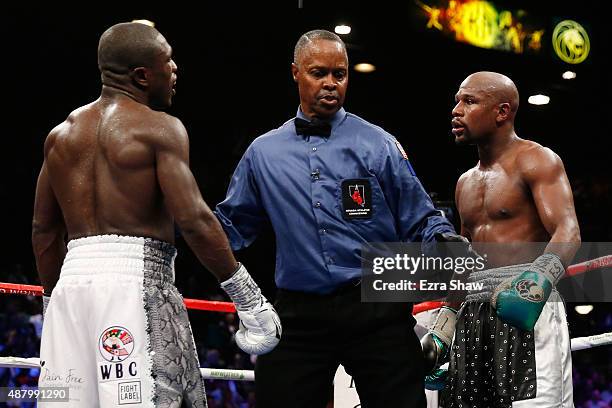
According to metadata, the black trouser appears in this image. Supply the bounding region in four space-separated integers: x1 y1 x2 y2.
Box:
255 284 426 408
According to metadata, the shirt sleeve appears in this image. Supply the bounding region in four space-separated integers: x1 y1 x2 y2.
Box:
214 145 268 251
376 137 456 243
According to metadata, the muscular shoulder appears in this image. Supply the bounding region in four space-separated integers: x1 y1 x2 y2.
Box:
456 166 478 192
43 102 96 155
139 110 188 150
515 140 565 183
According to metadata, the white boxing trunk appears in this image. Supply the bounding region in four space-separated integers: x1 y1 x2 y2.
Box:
38 235 207 408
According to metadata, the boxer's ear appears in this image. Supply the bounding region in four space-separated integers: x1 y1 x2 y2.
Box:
131 67 149 87
496 102 511 122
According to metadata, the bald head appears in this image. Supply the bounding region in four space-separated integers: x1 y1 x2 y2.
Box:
98 22 167 79
461 71 519 115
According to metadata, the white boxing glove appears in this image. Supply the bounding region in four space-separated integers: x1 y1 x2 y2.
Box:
220 264 282 355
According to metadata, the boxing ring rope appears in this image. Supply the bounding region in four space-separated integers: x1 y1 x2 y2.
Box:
2 255 609 313
0 282 238 313
1 330 611 381
0 255 611 381
0 357 255 381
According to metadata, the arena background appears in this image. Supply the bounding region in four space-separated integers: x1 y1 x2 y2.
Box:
0 1 611 407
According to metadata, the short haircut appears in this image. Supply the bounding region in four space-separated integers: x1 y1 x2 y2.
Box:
293 29 347 65
98 22 165 76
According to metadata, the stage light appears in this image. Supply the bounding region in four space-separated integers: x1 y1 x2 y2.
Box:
354 63 376 73
334 25 351 35
528 94 550 105
575 305 594 315
562 71 577 80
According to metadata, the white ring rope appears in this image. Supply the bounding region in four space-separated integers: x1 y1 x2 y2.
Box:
0 357 255 382
570 331 612 351
1 331 610 382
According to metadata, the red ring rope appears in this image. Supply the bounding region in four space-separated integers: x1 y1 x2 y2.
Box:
1 255 609 315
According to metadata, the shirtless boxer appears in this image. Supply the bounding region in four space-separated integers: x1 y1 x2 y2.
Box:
32 22 280 407
443 72 581 407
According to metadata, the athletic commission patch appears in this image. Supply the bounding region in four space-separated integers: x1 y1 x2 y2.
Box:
99 326 135 362
341 179 373 219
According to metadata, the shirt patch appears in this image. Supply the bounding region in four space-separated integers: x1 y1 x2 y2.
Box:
341 179 373 219
395 141 417 176
395 141 408 160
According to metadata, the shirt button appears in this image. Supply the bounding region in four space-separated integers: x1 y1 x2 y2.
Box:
320 228 326 234
314 202 321 208
312 147 317 151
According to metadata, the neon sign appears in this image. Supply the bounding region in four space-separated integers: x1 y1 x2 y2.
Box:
416 0 545 54
552 20 590 64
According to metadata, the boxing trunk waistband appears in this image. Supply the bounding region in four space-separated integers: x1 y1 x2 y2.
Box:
61 234 176 283
465 263 530 302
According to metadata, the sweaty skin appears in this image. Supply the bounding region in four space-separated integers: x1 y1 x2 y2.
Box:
32 24 237 294
451 72 580 266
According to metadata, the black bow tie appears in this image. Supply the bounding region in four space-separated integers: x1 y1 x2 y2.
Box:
295 118 332 137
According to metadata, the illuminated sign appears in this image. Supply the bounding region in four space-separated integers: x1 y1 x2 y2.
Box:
552 20 590 64
416 0 545 54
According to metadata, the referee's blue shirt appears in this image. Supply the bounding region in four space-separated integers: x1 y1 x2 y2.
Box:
215 107 455 294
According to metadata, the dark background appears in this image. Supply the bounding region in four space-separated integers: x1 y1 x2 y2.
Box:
1 0 610 332
2 1 610 290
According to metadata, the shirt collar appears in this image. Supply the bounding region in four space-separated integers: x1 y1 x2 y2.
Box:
295 106 347 134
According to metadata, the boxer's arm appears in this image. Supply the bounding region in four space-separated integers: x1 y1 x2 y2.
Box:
493 147 581 330
32 160 66 295
154 116 238 281
520 146 581 266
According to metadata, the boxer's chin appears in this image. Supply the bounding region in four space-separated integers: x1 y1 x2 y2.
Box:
454 134 470 145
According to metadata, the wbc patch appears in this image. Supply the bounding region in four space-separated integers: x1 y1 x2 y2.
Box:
341 179 373 219
99 326 135 362
515 279 545 302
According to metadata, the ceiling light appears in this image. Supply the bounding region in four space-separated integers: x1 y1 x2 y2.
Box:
528 94 550 105
562 71 577 80
354 63 376 73
575 305 594 315
334 25 351 35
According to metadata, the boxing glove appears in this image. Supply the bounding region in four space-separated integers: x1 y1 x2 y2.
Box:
220 264 282 355
425 367 449 391
492 253 564 331
421 306 456 390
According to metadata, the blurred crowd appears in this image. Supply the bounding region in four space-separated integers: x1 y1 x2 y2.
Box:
574 367 612 408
